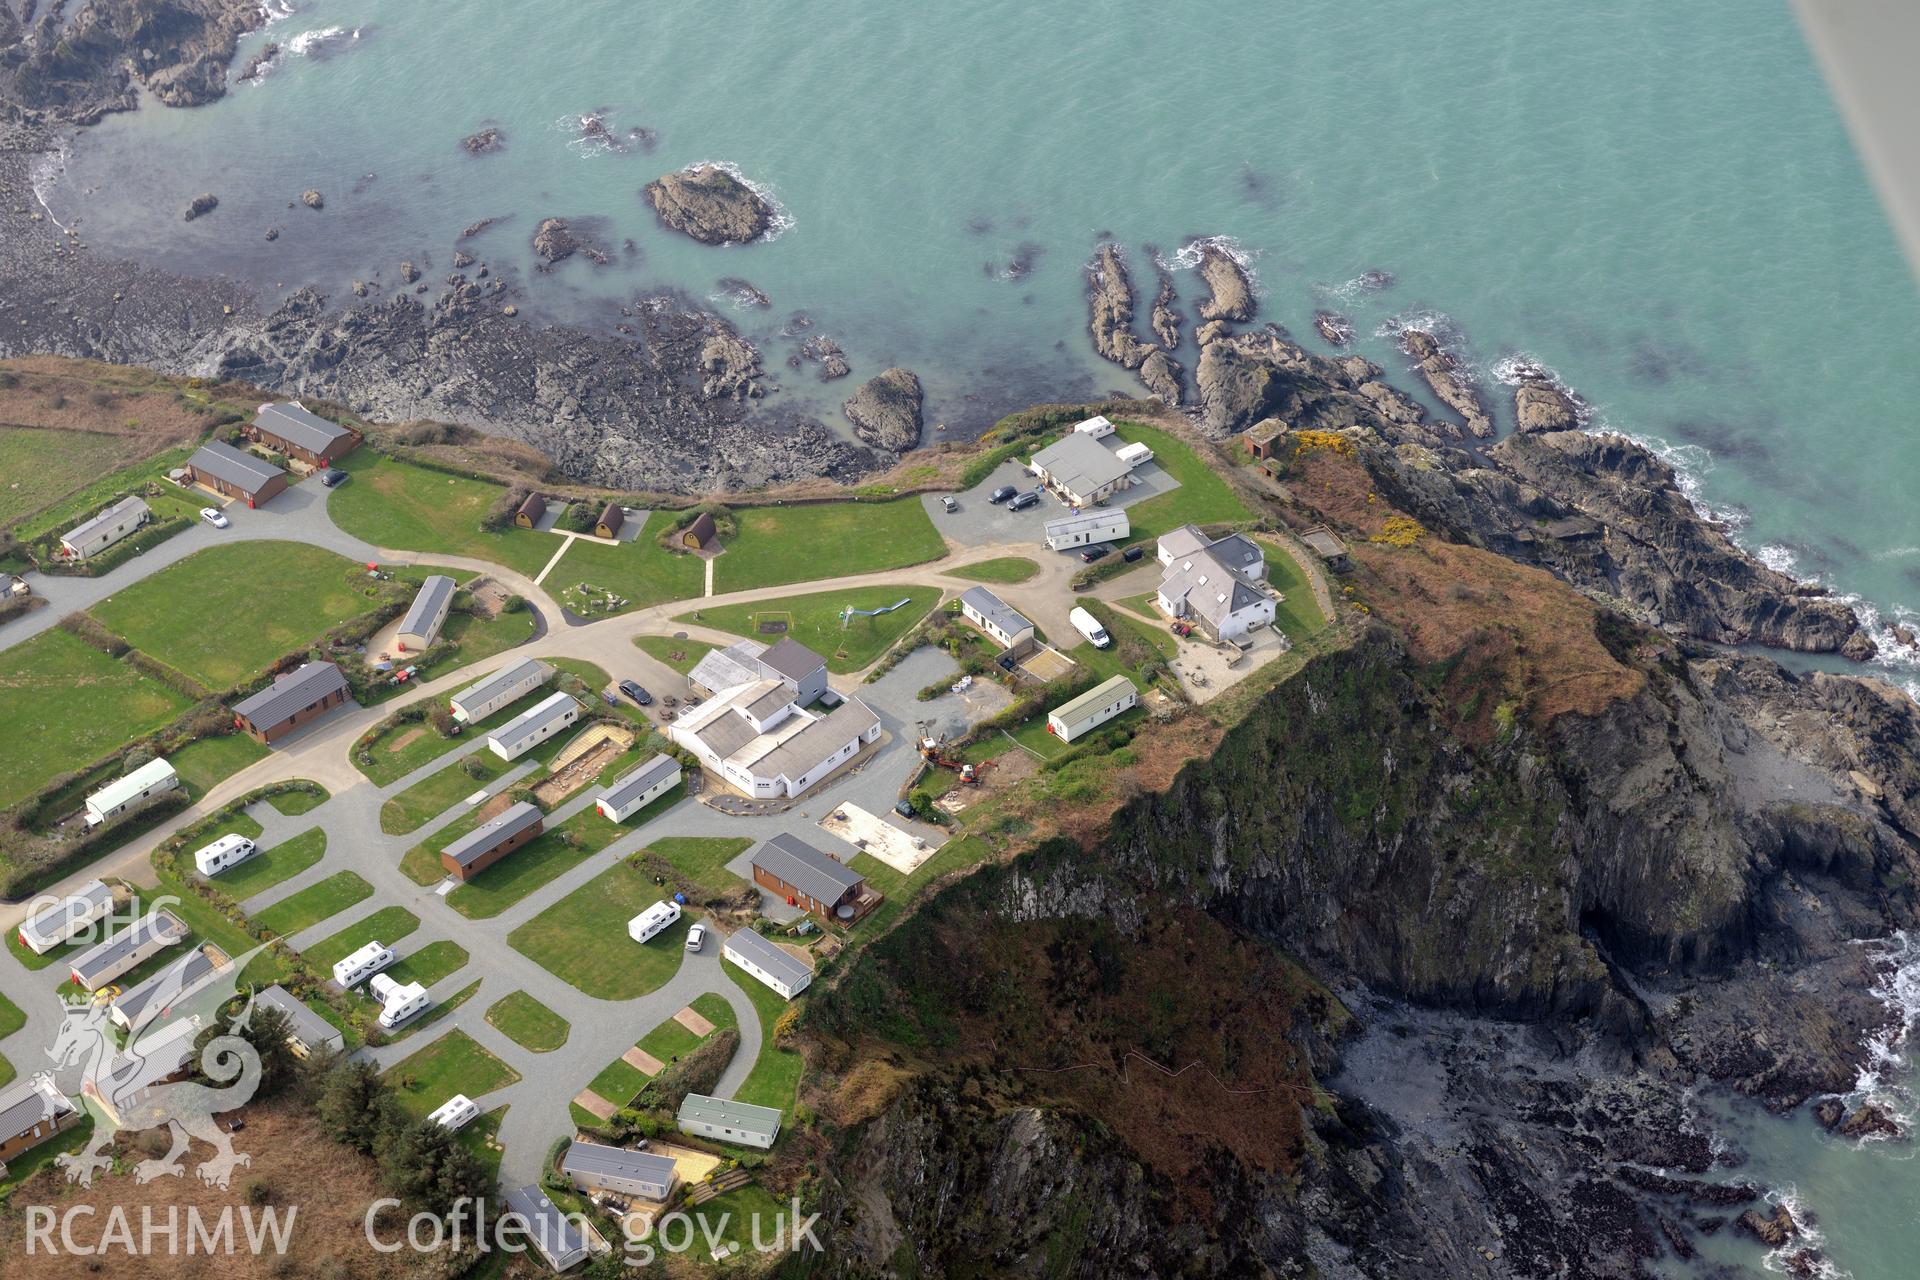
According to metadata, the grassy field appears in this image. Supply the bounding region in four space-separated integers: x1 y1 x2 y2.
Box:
721 959 805 1116
265 784 329 816
946 556 1039 584
218 829 326 900
632 633 715 675
436 608 537 671
379 749 506 834
326 452 555 579
251 871 373 938
485 991 570 1053
304 906 421 970
0 429 201 532
0 628 194 811
444 800 643 919
89 541 371 689
168 733 271 797
714 499 947 592
382 1029 521 1119
678 587 939 674
1258 538 1330 641
1113 420 1253 543
354 670 556 786
546 515 706 614
0 991 23 1088
509 859 692 999
382 940 469 989
636 836 752 901
576 993 736 1120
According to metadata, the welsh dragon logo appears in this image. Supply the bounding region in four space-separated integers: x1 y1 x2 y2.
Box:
46 931 273 1190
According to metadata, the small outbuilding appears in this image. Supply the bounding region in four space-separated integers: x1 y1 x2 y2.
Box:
396 574 457 651
594 502 625 539
1072 414 1116 440
487 691 580 760
250 402 360 467
560 1139 678 1202
959 586 1036 656
451 658 551 724
722 926 813 1000
1300 526 1352 573
680 511 718 549
678 1093 782 1149
513 493 547 529
1043 508 1129 552
84 757 179 828
595 754 682 822
440 801 544 881
256 985 345 1059
184 440 288 507
1047 674 1139 743
232 660 351 744
59 496 149 560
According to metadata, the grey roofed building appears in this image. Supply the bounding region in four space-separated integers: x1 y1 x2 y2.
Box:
111 945 225 1026
693 708 761 761
69 910 187 988
1030 432 1134 498
723 927 814 992
757 636 826 684
233 660 350 728
598 755 680 811
560 1140 678 1197
255 985 344 1056
503 1185 590 1272
1161 548 1267 630
1204 532 1265 578
442 801 544 872
752 833 864 907
0 1077 76 1145
677 1092 782 1148
1157 524 1210 562
959 586 1033 637
255 403 355 456
688 639 766 693
20 879 115 951
186 439 285 491
63 496 149 549
451 658 550 715
743 681 794 722
398 574 457 641
752 698 879 784
493 691 577 746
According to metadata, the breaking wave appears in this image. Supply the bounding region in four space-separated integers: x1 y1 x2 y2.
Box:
27 140 72 232
1757 1187 1845 1278
681 160 794 242
1162 235 1260 294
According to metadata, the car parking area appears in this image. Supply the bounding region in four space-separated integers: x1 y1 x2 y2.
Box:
922 452 1183 551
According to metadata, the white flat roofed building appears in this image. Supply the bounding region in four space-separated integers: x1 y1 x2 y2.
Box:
450 658 551 724
1043 508 1130 551
670 680 881 801
678 1093 782 1149
1047 675 1139 743
488 691 580 761
1072 414 1116 439
396 574 457 650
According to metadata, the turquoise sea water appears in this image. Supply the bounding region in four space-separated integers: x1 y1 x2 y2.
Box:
35 1 1920 1269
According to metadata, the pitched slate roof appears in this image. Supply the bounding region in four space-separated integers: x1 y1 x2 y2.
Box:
1158 524 1210 561
723 927 813 990
1030 432 1133 495
188 439 285 492
1205 533 1265 576
399 574 457 638
255 403 354 455
63 496 149 547
233 661 348 729
960 586 1033 637
1160 548 1266 628
560 1139 677 1189
442 801 543 871
752 832 863 905
452 658 551 715
758 636 826 683
598 755 680 810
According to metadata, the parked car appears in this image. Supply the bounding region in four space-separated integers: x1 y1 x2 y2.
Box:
685 924 706 952
940 495 958 512
618 679 653 706
988 485 1017 504
199 507 229 528
320 469 349 488
1080 545 1110 563
1008 489 1042 511
1122 545 1145 562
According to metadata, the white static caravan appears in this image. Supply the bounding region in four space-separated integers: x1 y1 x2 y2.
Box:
1114 441 1154 468
59 496 149 560
487 691 580 761
84 757 178 828
1044 508 1130 551
722 927 813 1001
332 941 395 988
1072 414 1116 440
369 974 429 1028
18 879 116 955
193 833 257 877
450 658 551 725
595 755 682 823
1047 674 1140 743
628 900 683 945
428 1094 480 1132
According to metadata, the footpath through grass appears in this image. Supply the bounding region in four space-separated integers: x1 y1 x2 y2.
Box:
677 587 939 674
485 991 570 1053
714 499 947 592
382 1029 521 1119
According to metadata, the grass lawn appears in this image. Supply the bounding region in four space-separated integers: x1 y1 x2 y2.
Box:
265 784 329 816
89 541 372 690
578 993 737 1118
382 1029 522 1119
6 926 79 972
168 733 270 797
0 628 193 810
632 633 715 675
946 556 1039 584
1257 538 1330 641
219 828 326 900
382 977 482 1043
1 430 202 534
326 451 556 580
677 587 939 674
437 608 537 672
679 1182 785 1253
0 991 23 1087
304 906 421 969
354 667 562 786
380 749 505 834
547 515 706 614
1112 420 1253 544
637 836 752 901
458 1108 506 1182
485 991 570 1053
0 1118 93 1197
721 959 805 1116
251 871 373 938
509 859 692 999
445 800 643 919
1063 599 1176 687
383 940 469 989
714 499 947 592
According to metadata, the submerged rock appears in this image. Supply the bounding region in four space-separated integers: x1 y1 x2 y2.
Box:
236 43 280 84
462 127 505 155
842 367 923 451
532 217 607 266
300 188 324 210
398 260 419 284
1313 310 1354 346
644 164 774 245
182 193 218 222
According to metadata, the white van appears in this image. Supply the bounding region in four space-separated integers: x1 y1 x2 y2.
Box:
373 977 429 1029
428 1094 479 1132
332 941 396 988
628 900 683 945
1069 607 1111 649
193 833 258 877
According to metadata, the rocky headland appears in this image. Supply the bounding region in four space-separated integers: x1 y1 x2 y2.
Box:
841 366 924 451
643 163 775 245
0 0 264 126
1085 244 1183 406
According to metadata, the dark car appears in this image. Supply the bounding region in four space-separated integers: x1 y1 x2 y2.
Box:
1008 489 1042 511
1080 545 1111 563
618 679 653 706
320 469 349 488
1122 545 1145 562
988 485 1017 504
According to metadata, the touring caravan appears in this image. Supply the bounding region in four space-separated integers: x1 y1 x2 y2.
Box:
628 900 683 945
428 1094 480 1132
1068 607 1111 649
193 834 258 877
370 974 429 1029
332 941 395 988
